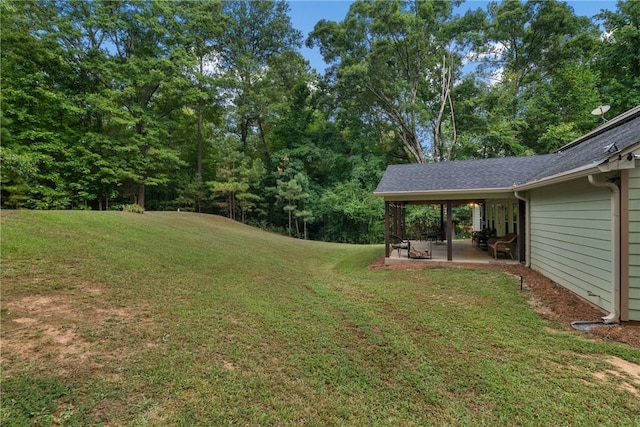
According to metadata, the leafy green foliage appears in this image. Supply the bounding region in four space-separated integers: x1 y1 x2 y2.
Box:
122 204 145 214
595 0 640 113
208 136 265 222
308 0 471 163
317 159 385 243
1 0 638 242
275 156 314 237
0 148 38 208
472 0 602 154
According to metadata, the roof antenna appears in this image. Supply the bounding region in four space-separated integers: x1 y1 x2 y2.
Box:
591 105 610 123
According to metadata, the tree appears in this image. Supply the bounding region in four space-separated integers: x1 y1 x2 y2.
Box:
523 63 599 152
317 158 385 243
0 148 38 209
595 0 640 114
2 0 637 246
275 156 314 237
0 0 78 208
432 54 458 161
208 136 265 222
173 0 226 189
475 0 599 153
308 0 474 163
98 1 194 208
218 0 304 163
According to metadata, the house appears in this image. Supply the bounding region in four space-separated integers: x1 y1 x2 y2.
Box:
374 106 640 322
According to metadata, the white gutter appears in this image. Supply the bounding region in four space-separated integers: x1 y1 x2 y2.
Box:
513 191 530 267
588 175 620 324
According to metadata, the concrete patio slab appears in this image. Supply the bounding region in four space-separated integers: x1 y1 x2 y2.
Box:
386 238 520 266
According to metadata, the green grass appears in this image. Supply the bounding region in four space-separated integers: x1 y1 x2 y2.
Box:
1 210 639 426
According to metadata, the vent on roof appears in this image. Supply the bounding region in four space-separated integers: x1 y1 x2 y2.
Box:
603 142 619 153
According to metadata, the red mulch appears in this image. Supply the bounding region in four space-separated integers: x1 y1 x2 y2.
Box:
369 257 640 348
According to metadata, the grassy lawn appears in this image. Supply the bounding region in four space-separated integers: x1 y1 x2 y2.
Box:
1 211 639 426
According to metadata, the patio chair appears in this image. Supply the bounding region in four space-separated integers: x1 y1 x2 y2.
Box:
473 227 495 250
487 233 517 259
425 227 445 244
390 234 410 257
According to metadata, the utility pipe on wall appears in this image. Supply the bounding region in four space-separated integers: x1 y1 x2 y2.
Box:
588 175 620 324
514 191 530 267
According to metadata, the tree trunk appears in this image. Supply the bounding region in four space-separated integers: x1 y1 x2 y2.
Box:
196 107 204 213
407 131 427 163
196 59 204 186
135 120 147 209
434 54 457 162
137 183 145 209
228 193 235 220
257 118 271 165
240 119 250 150
197 107 203 181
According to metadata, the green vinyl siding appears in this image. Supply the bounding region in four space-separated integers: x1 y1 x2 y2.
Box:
629 165 640 321
530 178 613 313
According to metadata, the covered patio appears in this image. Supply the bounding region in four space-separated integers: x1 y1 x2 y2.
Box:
374 157 558 265
386 238 521 265
382 198 525 265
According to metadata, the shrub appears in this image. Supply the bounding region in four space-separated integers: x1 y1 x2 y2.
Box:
122 204 145 214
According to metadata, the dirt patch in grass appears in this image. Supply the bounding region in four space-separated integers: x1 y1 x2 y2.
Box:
369 257 640 348
593 356 640 395
1 284 146 377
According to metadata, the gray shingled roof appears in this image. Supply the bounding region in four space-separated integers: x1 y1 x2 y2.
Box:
374 155 557 193
531 107 640 181
375 106 640 195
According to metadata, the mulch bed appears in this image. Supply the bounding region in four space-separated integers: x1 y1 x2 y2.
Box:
369 257 640 348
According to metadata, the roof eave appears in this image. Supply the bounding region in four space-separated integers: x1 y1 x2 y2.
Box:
374 187 518 201
515 142 639 191
513 163 602 191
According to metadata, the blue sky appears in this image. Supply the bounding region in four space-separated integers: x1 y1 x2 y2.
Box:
287 0 618 72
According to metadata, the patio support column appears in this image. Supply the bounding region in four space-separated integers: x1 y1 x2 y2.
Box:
393 203 399 237
482 203 486 228
384 201 390 257
392 202 407 239
518 199 526 263
400 203 407 238
446 200 453 261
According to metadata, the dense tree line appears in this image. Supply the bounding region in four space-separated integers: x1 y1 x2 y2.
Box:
2 0 639 242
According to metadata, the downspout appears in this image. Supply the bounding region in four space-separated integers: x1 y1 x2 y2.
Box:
588 175 620 324
514 191 530 267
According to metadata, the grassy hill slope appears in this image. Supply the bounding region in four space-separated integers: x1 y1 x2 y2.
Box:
2 211 639 425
